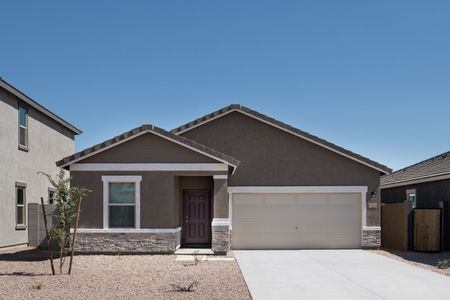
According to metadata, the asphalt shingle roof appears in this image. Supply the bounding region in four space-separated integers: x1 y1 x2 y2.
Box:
381 151 450 187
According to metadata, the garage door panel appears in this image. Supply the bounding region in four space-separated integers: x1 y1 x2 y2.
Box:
234 220 360 234
231 192 361 249
234 206 360 220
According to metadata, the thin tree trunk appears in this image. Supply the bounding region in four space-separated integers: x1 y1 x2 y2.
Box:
40 197 55 275
59 241 64 274
68 197 82 275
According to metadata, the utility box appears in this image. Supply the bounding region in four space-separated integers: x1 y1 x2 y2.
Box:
28 203 56 248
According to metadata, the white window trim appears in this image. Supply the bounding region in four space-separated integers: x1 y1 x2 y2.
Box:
227 186 369 229
102 176 142 229
15 183 27 228
18 106 28 147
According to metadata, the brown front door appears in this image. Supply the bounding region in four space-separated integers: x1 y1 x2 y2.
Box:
182 189 211 247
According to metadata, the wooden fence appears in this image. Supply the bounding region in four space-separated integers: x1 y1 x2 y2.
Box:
413 209 441 251
381 202 409 251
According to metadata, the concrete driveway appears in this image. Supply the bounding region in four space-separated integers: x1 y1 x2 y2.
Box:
234 250 450 300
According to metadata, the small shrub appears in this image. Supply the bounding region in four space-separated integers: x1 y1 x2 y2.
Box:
116 250 123 257
437 259 449 269
171 281 197 292
32 282 44 290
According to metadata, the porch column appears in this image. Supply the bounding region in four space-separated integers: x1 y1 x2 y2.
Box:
212 175 230 254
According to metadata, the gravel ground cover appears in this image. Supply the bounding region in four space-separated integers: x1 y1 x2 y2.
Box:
373 249 450 277
0 249 251 300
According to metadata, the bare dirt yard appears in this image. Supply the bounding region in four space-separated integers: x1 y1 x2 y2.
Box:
373 249 450 277
0 248 251 300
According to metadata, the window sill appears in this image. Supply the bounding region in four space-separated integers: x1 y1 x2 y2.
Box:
15 225 27 230
18 144 29 152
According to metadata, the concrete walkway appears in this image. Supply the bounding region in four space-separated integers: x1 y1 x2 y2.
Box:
234 250 450 300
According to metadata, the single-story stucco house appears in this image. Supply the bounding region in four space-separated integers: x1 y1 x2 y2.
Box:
381 151 450 251
57 104 391 254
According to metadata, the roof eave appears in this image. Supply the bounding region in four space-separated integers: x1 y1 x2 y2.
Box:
0 79 82 135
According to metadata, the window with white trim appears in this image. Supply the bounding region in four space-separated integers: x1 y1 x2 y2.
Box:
15 183 26 228
18 105 28 148
102 176 141 229
406 189 417 208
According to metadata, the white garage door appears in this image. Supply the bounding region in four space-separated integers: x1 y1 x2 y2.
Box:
232 192 361 249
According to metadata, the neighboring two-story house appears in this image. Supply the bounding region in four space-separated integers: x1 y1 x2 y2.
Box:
0 77 81 248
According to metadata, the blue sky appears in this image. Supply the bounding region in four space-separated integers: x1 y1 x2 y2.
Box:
1 1 449 171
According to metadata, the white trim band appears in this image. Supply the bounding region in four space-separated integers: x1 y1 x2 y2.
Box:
212 218 231 226
71 227 182 234
363 226 381 231
71 163 228 172
213 175 228 180
228 186 368 193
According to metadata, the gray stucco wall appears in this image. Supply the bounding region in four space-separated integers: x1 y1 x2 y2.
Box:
79 133 217 164
181 111 383 227
0 88 75 248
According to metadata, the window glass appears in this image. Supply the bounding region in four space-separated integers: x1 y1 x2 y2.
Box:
109 183 135 203
16 186 25 226
48 190 55 204
406 189 417 208
17 188 24 205
109 206 135 228
19 107 27 127
108 182 135 228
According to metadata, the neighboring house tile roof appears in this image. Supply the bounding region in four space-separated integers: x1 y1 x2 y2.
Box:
171 104 392 174
381 151 450 188
0 77 82 135
56 124 240 169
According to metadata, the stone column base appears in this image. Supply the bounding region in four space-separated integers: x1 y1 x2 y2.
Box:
362 227 381 249
211 219 230 254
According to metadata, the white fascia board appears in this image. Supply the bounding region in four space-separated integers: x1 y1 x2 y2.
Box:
212 218 231 226
71 163 228 172
228 186 368 194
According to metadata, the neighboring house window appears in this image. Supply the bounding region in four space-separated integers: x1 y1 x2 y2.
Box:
102 176 141 229
406 189 417 208
15 182 27 229
48 188 56 204
18 106 28 149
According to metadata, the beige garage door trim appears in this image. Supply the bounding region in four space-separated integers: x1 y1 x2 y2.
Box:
229 186 368 249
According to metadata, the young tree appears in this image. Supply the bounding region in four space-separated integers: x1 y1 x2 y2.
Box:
39 169 90 275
